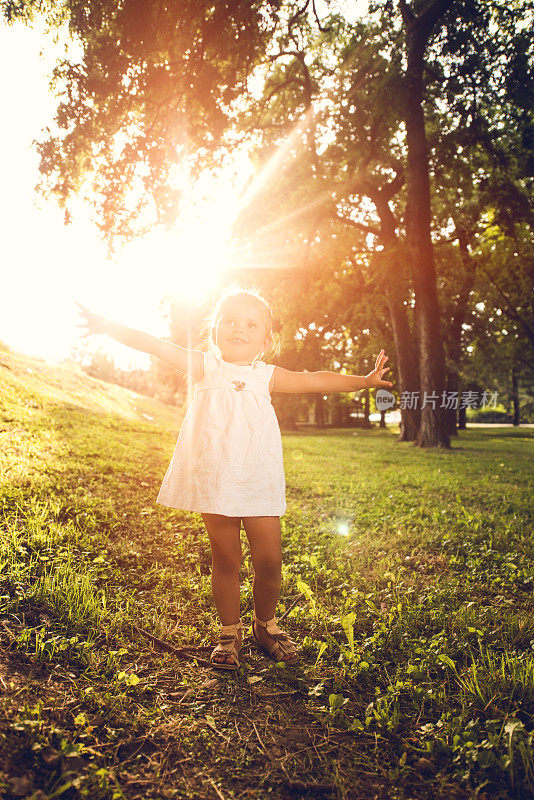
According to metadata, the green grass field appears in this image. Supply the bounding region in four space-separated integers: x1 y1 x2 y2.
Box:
1 348 533 800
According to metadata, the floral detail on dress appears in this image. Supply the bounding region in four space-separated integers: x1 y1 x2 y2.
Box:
231 380 246 391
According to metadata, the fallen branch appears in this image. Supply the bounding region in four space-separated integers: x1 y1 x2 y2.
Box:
133 626 212 667
278 593 305 622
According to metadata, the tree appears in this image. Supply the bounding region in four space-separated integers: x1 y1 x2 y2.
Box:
232 3 457 445
5 0 278 240
397 0 453 446
6 0 534 444
226 0 533 444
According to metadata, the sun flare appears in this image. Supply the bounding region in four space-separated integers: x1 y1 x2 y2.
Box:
0 17 258 368
114 169 249 306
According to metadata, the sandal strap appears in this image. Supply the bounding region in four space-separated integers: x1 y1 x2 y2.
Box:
211 620 242 665
213 637 239 653
220 620 243 637
254 616 282 636
254 616 297 657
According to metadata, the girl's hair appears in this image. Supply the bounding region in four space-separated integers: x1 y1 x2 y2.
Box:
208 287 281 362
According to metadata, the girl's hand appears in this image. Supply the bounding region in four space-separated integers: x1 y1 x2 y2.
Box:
364 349 393 389
76 302 109 338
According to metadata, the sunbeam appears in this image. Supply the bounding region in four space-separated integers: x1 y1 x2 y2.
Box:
236 108 314 216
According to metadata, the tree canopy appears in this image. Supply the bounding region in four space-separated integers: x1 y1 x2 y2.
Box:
5 0 534 439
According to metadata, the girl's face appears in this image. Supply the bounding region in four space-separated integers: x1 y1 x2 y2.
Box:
214 296 272 364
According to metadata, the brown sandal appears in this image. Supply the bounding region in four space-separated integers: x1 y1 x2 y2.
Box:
210 621 243 671
252 616 299 664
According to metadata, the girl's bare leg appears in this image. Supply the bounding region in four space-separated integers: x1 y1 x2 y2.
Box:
202 513 242 666
242 516 294 661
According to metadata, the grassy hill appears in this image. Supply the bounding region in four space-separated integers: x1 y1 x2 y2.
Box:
0 346 180 425
0 349 533 800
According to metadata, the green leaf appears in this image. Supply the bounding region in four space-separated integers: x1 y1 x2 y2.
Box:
436 654 456 670
328 693 346 712
296 579 314 601
314 641 327 667
341 612 356 659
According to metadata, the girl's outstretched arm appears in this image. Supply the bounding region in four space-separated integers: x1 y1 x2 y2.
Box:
76 303 204 381
272 349 392 394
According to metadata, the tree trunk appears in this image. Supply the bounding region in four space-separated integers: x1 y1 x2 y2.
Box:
380 409 387 428
272 396 299 430
445 223 477 436
315 395 325 429
401 0 452 448
333 395 343 426
362 388 371 427
386 283 421 440
512 364 520 426
458 404 467 429
446 369 459 436
372 190 421 442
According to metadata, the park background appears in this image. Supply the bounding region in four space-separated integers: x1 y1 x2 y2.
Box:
1 2 534 800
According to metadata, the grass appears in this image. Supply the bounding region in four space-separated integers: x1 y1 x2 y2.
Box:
0 349 533 800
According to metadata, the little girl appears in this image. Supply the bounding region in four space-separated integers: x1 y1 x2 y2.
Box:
77 289 392 670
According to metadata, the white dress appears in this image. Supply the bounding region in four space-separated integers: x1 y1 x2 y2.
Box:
156 351 286 517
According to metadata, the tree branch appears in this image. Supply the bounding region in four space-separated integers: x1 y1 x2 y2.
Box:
376 171 405 203
419 0 455 33
288 0 310 34
398 0 415 26
399 0 455 51
264 49 302 63
335 215 380 236
480 265 534 347
312 0 331 33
